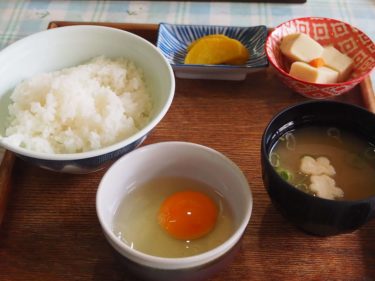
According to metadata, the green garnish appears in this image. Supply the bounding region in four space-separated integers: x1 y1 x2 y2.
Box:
327 127 341 139
285 132 296 151
277 168 293 182
296 183 309 192
269 152 280 168
295 183 316 196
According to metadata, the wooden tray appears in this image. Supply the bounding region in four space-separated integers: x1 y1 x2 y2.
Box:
0 22 374 281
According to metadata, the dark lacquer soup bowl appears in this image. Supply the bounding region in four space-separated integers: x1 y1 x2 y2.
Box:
261 100 375 236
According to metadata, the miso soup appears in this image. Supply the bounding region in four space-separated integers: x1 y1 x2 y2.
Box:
270 126 375 200
113 176 234 258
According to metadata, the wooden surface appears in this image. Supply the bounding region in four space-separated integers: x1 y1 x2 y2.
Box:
0 151 15 226
0 22 374 281
361 77 375 113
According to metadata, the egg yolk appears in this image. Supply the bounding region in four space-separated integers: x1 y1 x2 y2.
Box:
158 191 218 240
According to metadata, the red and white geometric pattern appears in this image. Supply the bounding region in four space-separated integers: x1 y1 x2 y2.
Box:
265 17 375 99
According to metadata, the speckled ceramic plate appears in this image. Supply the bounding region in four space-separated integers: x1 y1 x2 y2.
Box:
157 23 268 80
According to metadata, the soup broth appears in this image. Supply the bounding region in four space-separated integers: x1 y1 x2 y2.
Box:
270 126 375 200
113 177 234 258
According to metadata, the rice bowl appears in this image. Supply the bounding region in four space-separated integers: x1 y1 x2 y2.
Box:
0 25 175 173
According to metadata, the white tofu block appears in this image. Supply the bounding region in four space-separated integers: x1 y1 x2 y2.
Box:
316 67 340 83
280 33 324 63
321 46 354 82
289 62 339 84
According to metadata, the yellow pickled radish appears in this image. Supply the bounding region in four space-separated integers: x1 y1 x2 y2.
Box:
226 43 249 65
184 35 249 65
187 34 229 52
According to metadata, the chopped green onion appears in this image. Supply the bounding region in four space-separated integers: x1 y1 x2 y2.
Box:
296 172 309 183
327 127 341 142
295 183 316 196
269 152 280 168
285 132 296 151
327 127 340 137
277 169 293 182
296 183 308 192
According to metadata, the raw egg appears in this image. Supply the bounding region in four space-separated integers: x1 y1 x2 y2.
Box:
113 177 234 258
158 191 218 240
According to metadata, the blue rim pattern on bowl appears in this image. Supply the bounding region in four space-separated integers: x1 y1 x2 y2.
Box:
15 135 147 174
156 23 268 80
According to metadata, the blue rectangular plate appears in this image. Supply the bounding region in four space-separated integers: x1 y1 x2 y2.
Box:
157 23 269 80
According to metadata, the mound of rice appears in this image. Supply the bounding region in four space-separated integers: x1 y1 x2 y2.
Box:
1 56 152 154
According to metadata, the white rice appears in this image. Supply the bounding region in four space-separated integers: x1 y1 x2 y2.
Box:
1 56 152 154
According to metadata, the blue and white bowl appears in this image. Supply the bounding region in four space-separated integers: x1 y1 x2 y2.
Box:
157 23 268 80
0 25 175 174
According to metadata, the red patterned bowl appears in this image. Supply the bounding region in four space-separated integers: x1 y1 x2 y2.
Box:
266 17 375 99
